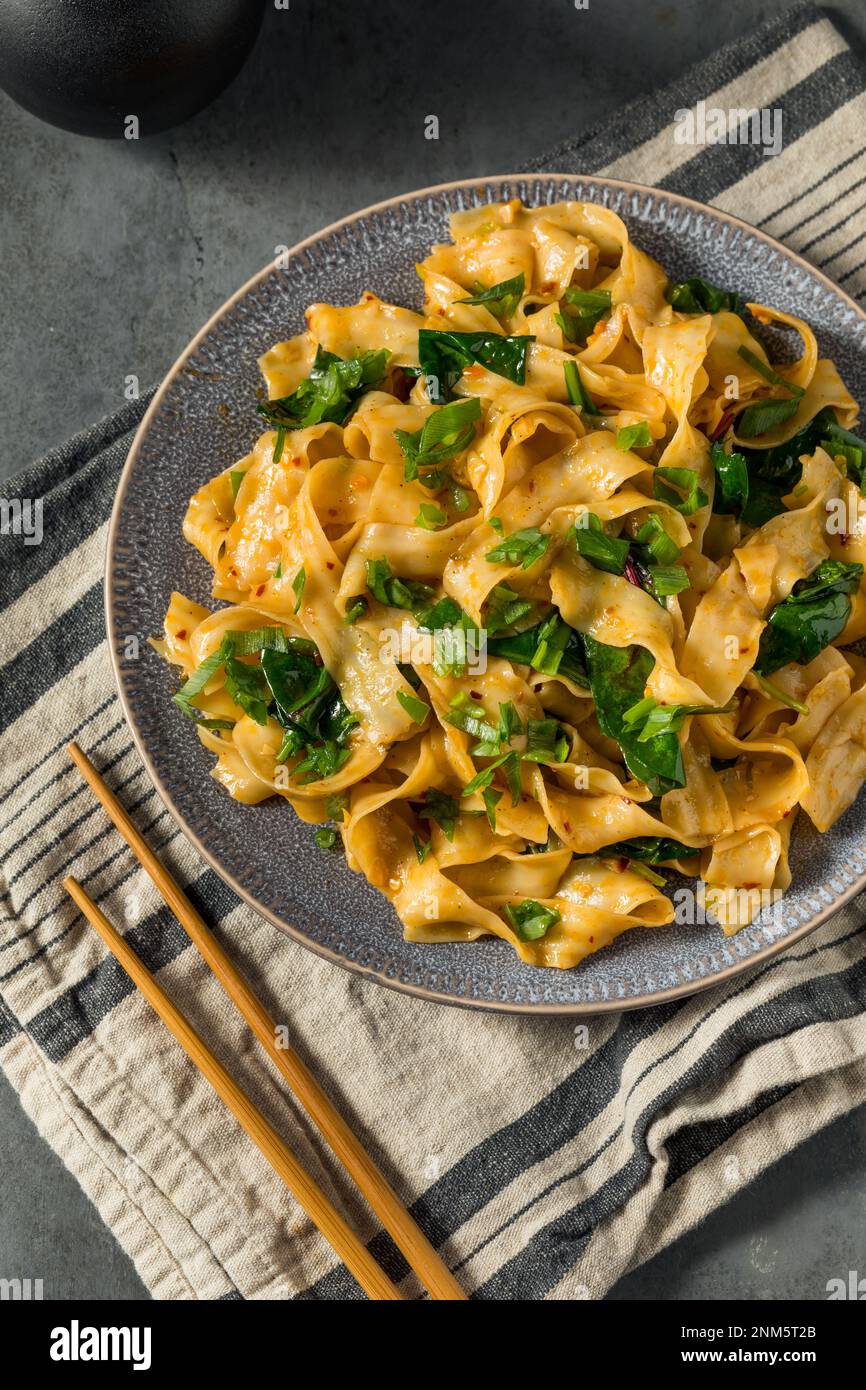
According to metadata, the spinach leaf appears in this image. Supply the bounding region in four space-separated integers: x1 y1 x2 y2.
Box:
601 836 699 864
647 565 690 598
414 595 466 631
410 594 480 678
175 707 235 733
734 344 806 440
174 628 317 722
444 693 500 750
653 467 708 515
396 690 430 724
556 287 612 344
484 622 541 665
415 502 447 529
739 406 838 484
481 787 503 829
740 477 791 528
292 567 306 614
752 672 810 715
485 527 550 570
582 636 685 794
231 628 317 657
735 406 841 526
260 646 331 717
257 346 389 430
665 277 743 316
503 899 561 941
737 345 805 397
173 637 234 716
276 683 358 781
569 512 689 606
755 558 863 675
175 626 358 782
737 394 801 439
394 397 481 485
417 329 534 403
528 612 585 679
458 273 525 321
523 718 570 764
616 421 653 451
462 749 522 808
569 513 629 574
498 700 524 742
486 612 589 687
821 420 866 492
417 788 461 841
563 360 600 414
343 597 368 625
260 646 357 782
484 584 534 634
365 556 435 610
622 695 734 740
633 515 681 566
710 440 750 516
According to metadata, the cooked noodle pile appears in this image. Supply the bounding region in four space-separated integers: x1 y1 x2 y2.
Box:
159 198 866 969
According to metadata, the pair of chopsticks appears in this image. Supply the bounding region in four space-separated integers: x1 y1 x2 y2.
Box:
63 742 465 1302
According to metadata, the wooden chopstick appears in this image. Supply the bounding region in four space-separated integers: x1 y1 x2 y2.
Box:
67 742 466 1302
63 876 401 1302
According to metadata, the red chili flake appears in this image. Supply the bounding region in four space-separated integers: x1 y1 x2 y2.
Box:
176 629 187 640
563 820 572 833
742 882 759 890
528 479 535 493
255 585 265 597
326 561 334 570
589 935 595 944
710 410 735 441
623 556 643 590
470 690 482 700
539 281 555 294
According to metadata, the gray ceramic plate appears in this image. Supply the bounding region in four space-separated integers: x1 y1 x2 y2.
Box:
107 174 866 1014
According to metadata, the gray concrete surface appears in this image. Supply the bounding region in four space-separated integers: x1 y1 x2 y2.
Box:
1 0 865 1301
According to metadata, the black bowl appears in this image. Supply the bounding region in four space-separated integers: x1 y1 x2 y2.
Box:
0 0 267 137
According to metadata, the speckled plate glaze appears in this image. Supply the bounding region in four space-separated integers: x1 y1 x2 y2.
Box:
108 174 866 1014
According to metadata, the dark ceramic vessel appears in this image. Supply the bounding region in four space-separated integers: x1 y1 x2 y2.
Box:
0 0 266 137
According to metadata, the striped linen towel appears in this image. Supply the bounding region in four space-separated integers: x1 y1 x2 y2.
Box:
2 1 866 1302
